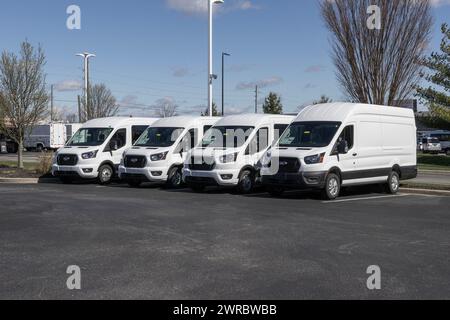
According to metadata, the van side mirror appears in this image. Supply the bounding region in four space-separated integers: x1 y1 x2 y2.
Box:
109 139 119 151
337 140 349 154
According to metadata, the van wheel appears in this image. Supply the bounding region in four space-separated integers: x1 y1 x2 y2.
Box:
190 184 205 193
237 170 254 194
36 144 43 153
98 164 113 185
385 171 400 194
322 173 340 200
127 179 141 188
267 186 284 197
166 167 183 189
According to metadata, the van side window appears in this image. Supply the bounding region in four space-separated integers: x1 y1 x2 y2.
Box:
108 128 127 151
132 126 148 144
338 125 354 150
203 125 212 134
246 127 269 155
175 128 197 153
274 124 289 141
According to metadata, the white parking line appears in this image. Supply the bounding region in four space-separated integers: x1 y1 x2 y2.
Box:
322 194 409 203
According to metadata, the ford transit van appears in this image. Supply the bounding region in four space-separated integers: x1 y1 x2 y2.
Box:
183 114 294 193
119 116 220 188
260 103 417 200
52 117 158 184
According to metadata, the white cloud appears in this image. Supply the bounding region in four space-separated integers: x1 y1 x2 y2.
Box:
54 80 82 92
236 76 283 90
166 0 259 15
430 0 450 7
305 65 326 73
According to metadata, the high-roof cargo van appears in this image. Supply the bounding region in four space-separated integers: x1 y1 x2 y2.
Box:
260 103 417 200
183 114 294 193
118 116 220 188
52 117 158 184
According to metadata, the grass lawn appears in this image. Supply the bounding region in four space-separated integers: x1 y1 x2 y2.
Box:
417 153 450 172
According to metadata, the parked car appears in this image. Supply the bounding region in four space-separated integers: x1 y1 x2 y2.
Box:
52 117 158 184
183 114 294 193
24 123 67 151
428 131 450 155
119 116 220 188
260 102 417 200
422 137 442 154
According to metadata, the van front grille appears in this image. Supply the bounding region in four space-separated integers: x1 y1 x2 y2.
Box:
57 154 78 166
277 157 301 173
189 157 215 171
124 155 147 168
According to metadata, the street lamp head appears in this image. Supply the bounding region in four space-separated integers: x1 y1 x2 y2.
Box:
223 52 231 57
213 0 224 4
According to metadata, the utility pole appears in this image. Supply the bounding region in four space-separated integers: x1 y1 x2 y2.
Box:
221 52 230 116
77 95 82 123
208 0 224 117
50 84 54 122
255 85 258 114
76 52 96 121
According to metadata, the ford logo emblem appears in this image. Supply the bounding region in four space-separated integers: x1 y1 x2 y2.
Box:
130 158 138 163
280 161 288 166
63 156 70 161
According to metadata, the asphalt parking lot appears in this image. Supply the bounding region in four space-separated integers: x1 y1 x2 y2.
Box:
0 182 449 299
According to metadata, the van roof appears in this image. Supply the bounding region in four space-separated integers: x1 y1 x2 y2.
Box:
295 103 415 123
151 116 220 128
214 114 294 127
82 117 159 128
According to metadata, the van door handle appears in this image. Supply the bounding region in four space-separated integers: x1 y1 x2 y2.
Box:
352 153 358 157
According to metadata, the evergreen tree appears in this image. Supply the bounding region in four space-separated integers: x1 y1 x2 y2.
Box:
202 102 221 116
263 92 283 114
313 95 333 105
416 23 450 130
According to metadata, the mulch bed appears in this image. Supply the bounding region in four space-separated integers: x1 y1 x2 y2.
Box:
0 166 47 178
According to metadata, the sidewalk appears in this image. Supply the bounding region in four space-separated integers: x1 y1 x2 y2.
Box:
401 170 450 190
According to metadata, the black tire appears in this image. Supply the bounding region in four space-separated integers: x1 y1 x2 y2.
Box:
322 173 341 200
36 144 43 153
166 167 183 189
59 177 73 184
267 186 284 197
237 169 255 194
189 184 205 193
98 164 114 185
127 179 142 188
385 171 400 194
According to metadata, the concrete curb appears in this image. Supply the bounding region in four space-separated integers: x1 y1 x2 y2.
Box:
401 187 450 197
0 177 59 184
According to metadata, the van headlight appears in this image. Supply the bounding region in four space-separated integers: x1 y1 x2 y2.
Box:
81 150 98 159
304 153 325 165
220 153 238 163
150 152 168 162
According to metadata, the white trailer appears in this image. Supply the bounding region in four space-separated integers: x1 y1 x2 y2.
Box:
24 123 67 151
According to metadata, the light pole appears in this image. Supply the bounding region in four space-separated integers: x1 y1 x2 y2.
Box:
208 0 224 116
221 52 230 116
76 52 96 121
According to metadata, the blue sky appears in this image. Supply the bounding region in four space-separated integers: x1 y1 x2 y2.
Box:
0 0 449 117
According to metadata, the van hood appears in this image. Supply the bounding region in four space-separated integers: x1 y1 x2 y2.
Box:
125 146 171 157
57 146 101 155
268 146 328 159
190 147 241 159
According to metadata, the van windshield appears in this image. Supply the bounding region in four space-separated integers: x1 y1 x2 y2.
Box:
279 121 341 148
134 127 184 147
67 128 113 146
202 126 254 148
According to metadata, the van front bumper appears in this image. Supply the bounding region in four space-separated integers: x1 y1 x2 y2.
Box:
52 164 99 179
182 168 241 187
261 171 328 189
118 165 169 183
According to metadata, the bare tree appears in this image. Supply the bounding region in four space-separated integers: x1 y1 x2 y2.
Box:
155 97 178 118
0 41 49 168
313 95 333 105
82 83 119 121
321 0 433 106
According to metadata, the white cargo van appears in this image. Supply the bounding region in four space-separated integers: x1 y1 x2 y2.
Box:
260 103 417 200
118 116 220 188
183 114 294 193
52 117 158 184
24 123 67 151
